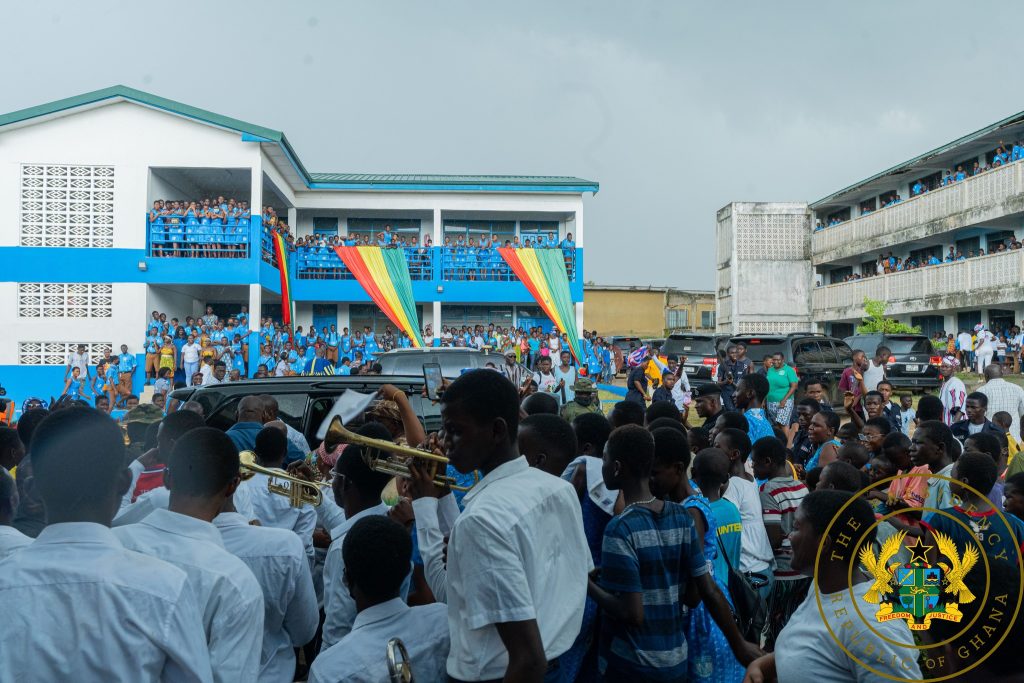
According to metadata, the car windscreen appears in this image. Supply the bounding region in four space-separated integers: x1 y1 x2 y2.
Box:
883 337 934 355
663 336 716 357
732 338 788 363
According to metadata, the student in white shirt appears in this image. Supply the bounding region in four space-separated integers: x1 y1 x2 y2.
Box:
321 423 397 649
713 428 776 598
114 427 265 683
310 515 449 683
0 408 213 682
238 427 316 564
744 490 921 682
0 468 31 560
862 345 888 392
214 496 318 682
408 370 592 682
119 409 205 513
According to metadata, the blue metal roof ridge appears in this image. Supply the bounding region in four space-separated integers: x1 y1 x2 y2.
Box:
0 86 598 194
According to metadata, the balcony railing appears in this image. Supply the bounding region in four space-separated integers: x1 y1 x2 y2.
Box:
812 249 1024 317
812 160 1023 262
288 246 578 282
294 247 434 281
147 215 250 258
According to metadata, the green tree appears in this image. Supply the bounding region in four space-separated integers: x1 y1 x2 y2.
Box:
856 297 921 335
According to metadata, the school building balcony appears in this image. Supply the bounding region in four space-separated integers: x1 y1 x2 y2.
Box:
810 160 1024 265
811 248 1024 322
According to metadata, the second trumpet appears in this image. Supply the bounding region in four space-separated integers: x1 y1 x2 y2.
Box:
325 416 476 491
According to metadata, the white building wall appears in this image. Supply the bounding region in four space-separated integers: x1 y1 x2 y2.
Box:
0 100 259 249
2 282 147 364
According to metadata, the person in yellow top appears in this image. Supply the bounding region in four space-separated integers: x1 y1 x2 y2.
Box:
200 338 217 364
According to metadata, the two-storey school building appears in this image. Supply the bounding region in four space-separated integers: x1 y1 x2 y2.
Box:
717 110 1024 337
0 86 598 400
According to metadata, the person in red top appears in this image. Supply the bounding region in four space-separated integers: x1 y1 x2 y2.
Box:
126 409 205 503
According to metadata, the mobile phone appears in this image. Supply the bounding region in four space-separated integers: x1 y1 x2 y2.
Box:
423 363 443 401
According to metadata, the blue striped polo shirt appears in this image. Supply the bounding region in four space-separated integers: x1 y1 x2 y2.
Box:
599 500 707 680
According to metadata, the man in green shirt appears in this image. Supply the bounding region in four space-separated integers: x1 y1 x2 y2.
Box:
560 377 602 422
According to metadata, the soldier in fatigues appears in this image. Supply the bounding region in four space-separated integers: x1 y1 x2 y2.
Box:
560 377 603 422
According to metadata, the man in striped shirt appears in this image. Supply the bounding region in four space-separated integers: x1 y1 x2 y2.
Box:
751 435 810 651
588 425 762 680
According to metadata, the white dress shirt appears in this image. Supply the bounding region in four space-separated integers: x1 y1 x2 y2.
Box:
0 524 32 560
0 522 212 682
309 598 449 683
416 456 592 681
321 502 391 648
113 509 265 683
214 512 318 683
113 484 255 527
978 377 1024 439
119 458 147 511
313 483 347 607
239 472 317 563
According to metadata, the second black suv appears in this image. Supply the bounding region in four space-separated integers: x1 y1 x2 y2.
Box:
724 333 854 408
844 334 941 391
662 333 725 390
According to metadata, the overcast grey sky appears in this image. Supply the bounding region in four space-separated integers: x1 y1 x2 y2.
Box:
5 1 1023 289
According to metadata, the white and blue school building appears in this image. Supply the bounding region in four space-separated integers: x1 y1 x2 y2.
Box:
1 86 597 403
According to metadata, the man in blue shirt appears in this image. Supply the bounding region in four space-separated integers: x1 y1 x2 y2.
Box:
734 373 775 445
117 344 137 405
326 325 340 365
144 333 160 384
304 346 335 376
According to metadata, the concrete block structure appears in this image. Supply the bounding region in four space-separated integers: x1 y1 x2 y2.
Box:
715 202 813 334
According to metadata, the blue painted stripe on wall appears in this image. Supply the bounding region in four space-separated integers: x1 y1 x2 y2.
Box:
0 247 583 302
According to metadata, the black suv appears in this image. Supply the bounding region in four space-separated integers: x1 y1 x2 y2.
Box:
168 375 437 447
844 334 941 391
662 333 726 390
724 333 854 408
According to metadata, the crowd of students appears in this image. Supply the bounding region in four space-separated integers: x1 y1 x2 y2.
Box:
148 197 252 257
6 330 1024 680
826 236 1024 284
816 140 1024 230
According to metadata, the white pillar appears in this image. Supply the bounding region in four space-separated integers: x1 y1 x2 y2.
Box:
247 284 262 374
573 202 584 248
433 301 442 330
338 303 350 333
250 161 263 260
433 208 442 245
287 207 297 230
575 301 584 337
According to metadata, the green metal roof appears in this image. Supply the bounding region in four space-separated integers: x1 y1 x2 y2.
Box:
309 173 597 189
811 108 1024 208
0 86 598 193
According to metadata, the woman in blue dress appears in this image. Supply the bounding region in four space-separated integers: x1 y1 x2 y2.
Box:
149 201 166 257
61 366 92 402
224 200 238 257
183 201 199 258
209 202 225 257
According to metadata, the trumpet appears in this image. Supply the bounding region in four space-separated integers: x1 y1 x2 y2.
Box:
325 416 477 492
387 637 413 683
239 450 323 508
